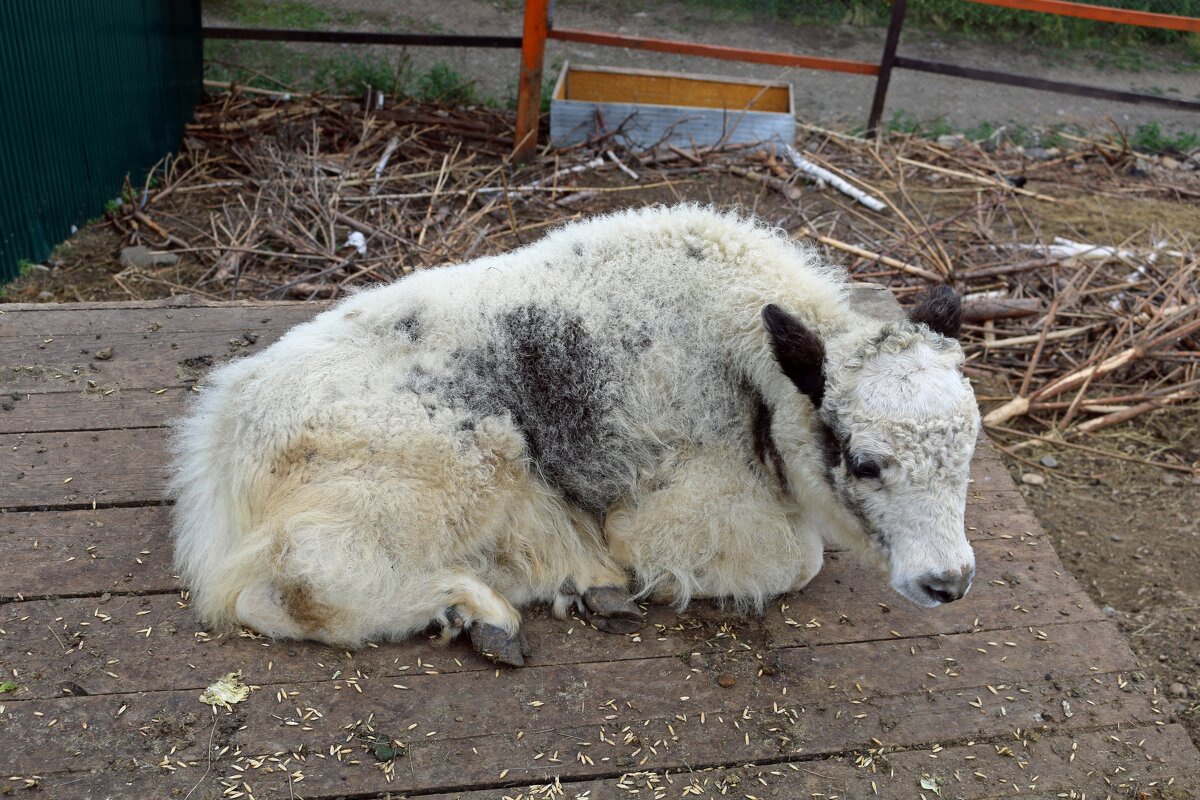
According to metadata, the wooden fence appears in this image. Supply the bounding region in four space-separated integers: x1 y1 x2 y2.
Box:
200 0 1200 161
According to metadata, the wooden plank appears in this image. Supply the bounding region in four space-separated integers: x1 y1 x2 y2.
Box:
0 643 1163 794
967 0 1200 32
9 723 1196 800
967 488 1042 537
201 26 524 47
1 428 171 509
0 388 190 435
0 426 1017 510
547 27 881 76
0 498 1045 602
0 535 1101 699
0 297 310 312
867 0 907 135
894 55 1200 113
0 401 1022 449
12 722 1194 800
0 296 312 322
564 66 791 112
413 725 1200 800
513 0 550 160
0 286 896 403
0 507 175 600
0 613 1144 734
1 307 318 395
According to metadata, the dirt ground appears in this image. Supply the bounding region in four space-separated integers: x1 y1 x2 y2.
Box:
202 0 1200 135
987 403 1200 746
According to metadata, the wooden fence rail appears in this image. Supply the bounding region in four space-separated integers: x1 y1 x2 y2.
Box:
866 0 1200 132
201 0 1200 158
967 0 1200 32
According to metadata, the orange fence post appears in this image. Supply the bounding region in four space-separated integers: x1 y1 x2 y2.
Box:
514 0 550 162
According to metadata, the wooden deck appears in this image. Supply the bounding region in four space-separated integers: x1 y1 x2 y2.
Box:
2 295 1198 800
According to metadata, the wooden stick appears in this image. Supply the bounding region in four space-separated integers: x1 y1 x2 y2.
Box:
1073 389 1195 434
958 257 1063 280
987 425 1195 474
963 298 1041 322
970 323 1102 350
896 156 1063 203
1036 316 1200 400
782 145 886 212
795 228 942 282
727 165 801 200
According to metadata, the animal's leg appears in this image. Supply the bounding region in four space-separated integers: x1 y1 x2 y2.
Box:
787 527 825 592
556 576 642 634
436 573 530 667
606 447 811 606
234 580 306 640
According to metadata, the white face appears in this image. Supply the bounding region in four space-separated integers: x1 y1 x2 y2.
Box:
822 331 981 607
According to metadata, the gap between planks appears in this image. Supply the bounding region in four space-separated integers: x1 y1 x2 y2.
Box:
0 661 1172 795
0 424 1018 509
0 531 1097 697
0 487 1040 601
8 723 1195 799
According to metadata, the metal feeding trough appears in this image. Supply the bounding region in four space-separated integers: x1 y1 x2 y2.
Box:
549 62 795 150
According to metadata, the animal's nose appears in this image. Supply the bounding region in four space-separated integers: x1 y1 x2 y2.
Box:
918 566 974 605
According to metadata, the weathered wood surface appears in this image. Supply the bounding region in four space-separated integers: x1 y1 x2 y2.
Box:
1 297 1197 800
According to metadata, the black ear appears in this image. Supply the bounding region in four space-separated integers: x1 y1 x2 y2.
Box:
762 304 826 407
907 285 962 340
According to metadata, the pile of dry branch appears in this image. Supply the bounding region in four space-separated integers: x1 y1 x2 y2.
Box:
103 86 1199 470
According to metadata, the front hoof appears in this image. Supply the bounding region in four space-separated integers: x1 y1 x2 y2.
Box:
469 623 527 667
582 586 643 634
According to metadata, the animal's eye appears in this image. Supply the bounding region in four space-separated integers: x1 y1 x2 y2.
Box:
849 458 882 480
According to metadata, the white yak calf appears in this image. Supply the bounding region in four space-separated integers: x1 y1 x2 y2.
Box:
170 205 981 666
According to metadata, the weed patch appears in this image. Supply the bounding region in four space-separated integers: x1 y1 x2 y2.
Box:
1130 121 1200 154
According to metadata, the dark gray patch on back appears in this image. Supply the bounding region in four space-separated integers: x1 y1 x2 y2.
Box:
447 305 645 516
686 243 705 260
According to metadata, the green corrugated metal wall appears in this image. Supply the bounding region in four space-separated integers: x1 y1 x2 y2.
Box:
0 1 202 282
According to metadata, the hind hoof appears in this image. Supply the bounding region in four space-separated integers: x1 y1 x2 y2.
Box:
582 586 643 634
469 623 526 667
433 606 467 645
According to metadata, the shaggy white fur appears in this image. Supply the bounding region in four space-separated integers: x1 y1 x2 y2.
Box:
169 205 981 653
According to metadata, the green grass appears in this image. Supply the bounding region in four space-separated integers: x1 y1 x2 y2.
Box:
882 110 955 138
205 40 483 103
1129 121 1200 153
206 41 399 94
315 54 405 95
415 64 478 105
864 111 1196 157
205 0 457 95
207 0 382 29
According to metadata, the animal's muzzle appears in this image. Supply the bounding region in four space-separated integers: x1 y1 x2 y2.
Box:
916 565 974 605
